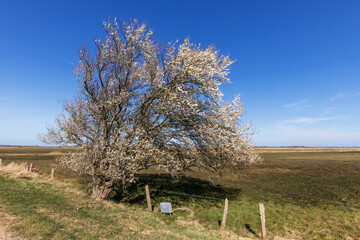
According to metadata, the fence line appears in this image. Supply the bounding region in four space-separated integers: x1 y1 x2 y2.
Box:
153 192 259 219
148 188 357 239
155 191 261 219
151 190 261 235
155 188 359 230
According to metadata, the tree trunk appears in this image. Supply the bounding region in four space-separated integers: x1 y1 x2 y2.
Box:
83 178 91 195
92 184 113 200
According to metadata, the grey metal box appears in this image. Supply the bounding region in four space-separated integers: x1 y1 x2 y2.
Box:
160 202 172 215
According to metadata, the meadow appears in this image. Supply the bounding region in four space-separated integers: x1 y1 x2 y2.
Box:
0 146 359 239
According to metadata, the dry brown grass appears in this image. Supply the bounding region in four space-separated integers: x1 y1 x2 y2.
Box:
0 162 38 179
255 147 360 153
0 151 69 157
45 151 69 156
211 230 254 240
0 209 21 240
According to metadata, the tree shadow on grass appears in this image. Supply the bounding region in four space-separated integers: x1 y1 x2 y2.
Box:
110 173 242 205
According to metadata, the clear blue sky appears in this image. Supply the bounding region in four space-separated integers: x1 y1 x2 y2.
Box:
0 0 359 146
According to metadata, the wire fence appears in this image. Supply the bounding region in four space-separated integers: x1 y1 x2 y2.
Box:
146 186 360 239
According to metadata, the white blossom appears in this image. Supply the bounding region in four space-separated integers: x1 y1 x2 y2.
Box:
40 19 260 200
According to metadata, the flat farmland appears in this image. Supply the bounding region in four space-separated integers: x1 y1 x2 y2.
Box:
0 146 76 179
0 146 359 239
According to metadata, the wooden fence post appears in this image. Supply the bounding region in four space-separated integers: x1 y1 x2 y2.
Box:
51 168 54 180
259 203 266 239
29 163 33 172
145 185 152 211
220 198 228 230
0 158 2 166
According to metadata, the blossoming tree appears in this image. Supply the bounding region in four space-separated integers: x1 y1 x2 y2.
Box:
41 19 260 200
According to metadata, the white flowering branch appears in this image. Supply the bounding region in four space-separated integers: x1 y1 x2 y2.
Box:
40 19 260 200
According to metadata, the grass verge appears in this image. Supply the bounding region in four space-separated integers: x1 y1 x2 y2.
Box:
0 167 244 240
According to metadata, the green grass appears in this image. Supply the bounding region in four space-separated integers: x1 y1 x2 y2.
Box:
0 174 224 240
117 148 360 239
1 147 360 239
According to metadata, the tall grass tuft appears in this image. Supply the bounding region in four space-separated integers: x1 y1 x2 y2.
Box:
0 162 37 179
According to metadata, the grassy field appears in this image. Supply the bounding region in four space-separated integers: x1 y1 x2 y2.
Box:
0 147 75 179
0 169 228 239
0 146 359 239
